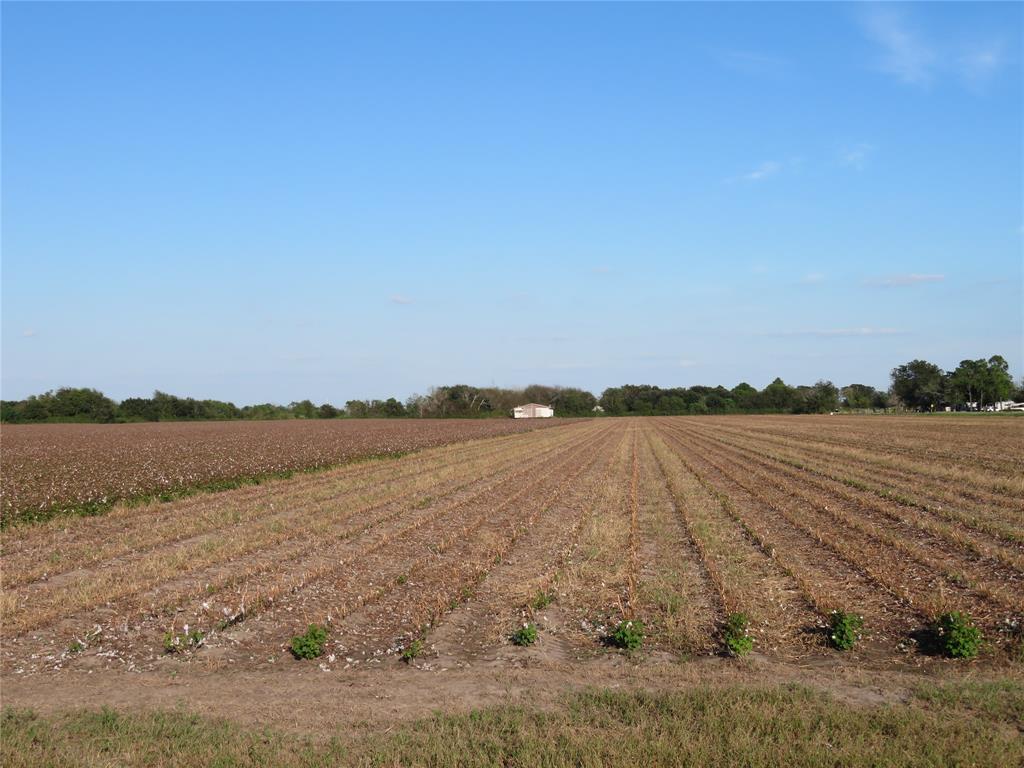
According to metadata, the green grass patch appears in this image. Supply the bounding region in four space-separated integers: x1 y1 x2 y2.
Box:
3 682 1023 767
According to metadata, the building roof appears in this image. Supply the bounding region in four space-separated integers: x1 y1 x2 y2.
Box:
516 403 551 408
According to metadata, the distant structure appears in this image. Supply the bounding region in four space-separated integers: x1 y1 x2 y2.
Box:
512 403 554 419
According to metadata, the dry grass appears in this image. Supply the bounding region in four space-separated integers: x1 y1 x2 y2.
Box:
4 681 1022 767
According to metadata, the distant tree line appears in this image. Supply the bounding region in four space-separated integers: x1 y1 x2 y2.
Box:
2 355 1020 424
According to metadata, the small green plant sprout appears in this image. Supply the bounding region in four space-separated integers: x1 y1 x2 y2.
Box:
934 611 983 659
289 624 328 660
723 613 754 657
401 638 424 662
511 623 538 647
163 625 205 654
530 590 555 611
67 640 85 655
829 610 864 651
609 619 644 651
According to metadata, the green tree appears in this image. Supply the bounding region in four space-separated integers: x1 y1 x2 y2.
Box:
890 360 945 411
730 382 759 411
984 355 1013 405
290 400 318 419
554 388 598 416
345 400 370 418
799 380 839 413
317 403 340 419
380 397 407 418
842 384 884 410
761 378 798 412
946 359 987 409
598 387 628 415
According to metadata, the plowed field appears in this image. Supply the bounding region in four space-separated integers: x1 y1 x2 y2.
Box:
0 418 568 526
2 416 1022 739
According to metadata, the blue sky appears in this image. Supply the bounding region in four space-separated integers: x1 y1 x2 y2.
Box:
3 2 1021 404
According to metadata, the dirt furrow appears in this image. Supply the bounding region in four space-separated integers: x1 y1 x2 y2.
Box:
658 423 1012 638
657 425 926 645
426 426 630 665
0 426 597 637
679 421 1024 565
670 421 1024 609
633 427 721 654
0 425 611 668
644 429 817 656
707 416 1023 476
206 422 618 666
324 425 623 663
692 421 1024 532
2 425 582 588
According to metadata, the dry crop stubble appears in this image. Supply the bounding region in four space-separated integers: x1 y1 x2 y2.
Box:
649 427 820 653
429 428 628 661
2 422 582 586
319 423 623 663
634 427 720 653
663 419 1023 634
689 419 1024 541
1 422 611 671
3 415 1023 679
690 426 1024 613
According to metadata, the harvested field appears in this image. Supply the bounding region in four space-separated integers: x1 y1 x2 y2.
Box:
0 418 568 526
2 415 1022 759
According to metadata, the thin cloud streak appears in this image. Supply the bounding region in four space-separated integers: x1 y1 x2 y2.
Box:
861 8 936 85
762 327 905 338
799 273 826 285
959 43 1004 88
865 273 945 287
389 294 414 305
840 143 874 170
728 160 782 184
859 9 1005 89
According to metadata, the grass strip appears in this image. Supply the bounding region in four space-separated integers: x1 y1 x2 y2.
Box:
3 682 1021 767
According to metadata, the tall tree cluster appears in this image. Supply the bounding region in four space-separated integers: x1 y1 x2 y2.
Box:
890 355 1016 411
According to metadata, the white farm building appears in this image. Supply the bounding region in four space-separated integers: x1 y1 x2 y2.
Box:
512 403 554 419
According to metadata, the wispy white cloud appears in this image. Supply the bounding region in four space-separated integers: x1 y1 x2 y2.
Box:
592 265 611 274
22 329 37 338
799 272 826 285
678 359 699 368
389 294 414 305
744 160 782 181
860 9 1006 90
958 43 1003 87
728 160 782 184
839 143 874 170
861 9 936 86
764 327 905 338
865 273 945 287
